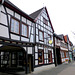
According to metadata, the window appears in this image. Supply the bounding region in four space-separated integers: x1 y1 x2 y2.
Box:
11 17 19 34
43 18 48 25
48 51 52 63
66 52 68 58
39 30 44 41
22 23 28 37
61 51 65 58
38 50 44 64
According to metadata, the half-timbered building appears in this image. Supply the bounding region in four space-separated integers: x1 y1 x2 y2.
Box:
58 34 69 63
30 7 54 67
0 0 35 74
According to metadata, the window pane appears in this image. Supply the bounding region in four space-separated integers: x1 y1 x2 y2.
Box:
11 18 19 34
22 24 28 37
39 31 43 41
11 19 14 32
14 21 19 33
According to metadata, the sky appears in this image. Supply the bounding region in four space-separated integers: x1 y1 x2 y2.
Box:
9 0 75 45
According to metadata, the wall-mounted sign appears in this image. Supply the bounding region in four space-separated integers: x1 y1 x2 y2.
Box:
49 40 52 44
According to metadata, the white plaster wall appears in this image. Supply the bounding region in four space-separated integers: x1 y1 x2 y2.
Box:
6 7 14 16
35 60 38 65
30 35 34 42
28 47 32 54
11 34 20 40
38 47 43 49
1 5 5 13
35 46 38 52
15 13 20 20
0 13 7 26
27 20 32 26
35 53 38 59
21 37 29 42
22 17 26 23
36 35 38 42
60 47 68 51
0 25 9 38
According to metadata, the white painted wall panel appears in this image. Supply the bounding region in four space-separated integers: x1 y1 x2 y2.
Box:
36 35 38 42
35 60 38 65
8 15 11 26
11 34 20 40
30 35 34 42
15 13 20 20
28 47 32 54
0 25 9 38
1 5 5 13
6 7 13 16
38 47 43 49
0 13 7 26
27 20 31 26
21 37 29 42
35 46 38 52
35 53 38 59
22 17 26 23
29 26 31 37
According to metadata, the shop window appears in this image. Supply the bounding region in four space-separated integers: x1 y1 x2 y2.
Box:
22 23 28 37
48 51 52 63
11 17 20 34
38 50 44 64
39 30 44 42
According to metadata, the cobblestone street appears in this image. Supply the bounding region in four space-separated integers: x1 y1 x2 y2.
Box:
0 61 75 75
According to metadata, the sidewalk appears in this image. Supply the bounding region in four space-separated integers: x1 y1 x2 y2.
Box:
32 64 55 74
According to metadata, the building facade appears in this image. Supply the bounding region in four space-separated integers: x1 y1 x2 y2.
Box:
54 34 69 65
30 7 54 67
0 0 35 74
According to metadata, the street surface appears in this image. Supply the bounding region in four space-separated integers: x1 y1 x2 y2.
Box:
0 61 75 75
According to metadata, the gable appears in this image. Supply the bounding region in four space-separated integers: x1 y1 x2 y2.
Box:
37 7 54 32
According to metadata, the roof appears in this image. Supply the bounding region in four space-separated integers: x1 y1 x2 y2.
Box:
29 7 54 32
58 34 64 40
30 7 43 19
1 0 34 22
53 33 63 40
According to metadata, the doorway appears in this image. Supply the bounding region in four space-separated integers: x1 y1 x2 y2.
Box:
56 48 62 65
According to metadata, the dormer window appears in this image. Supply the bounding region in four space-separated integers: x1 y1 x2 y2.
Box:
11 17 20 34
43 18 48 25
